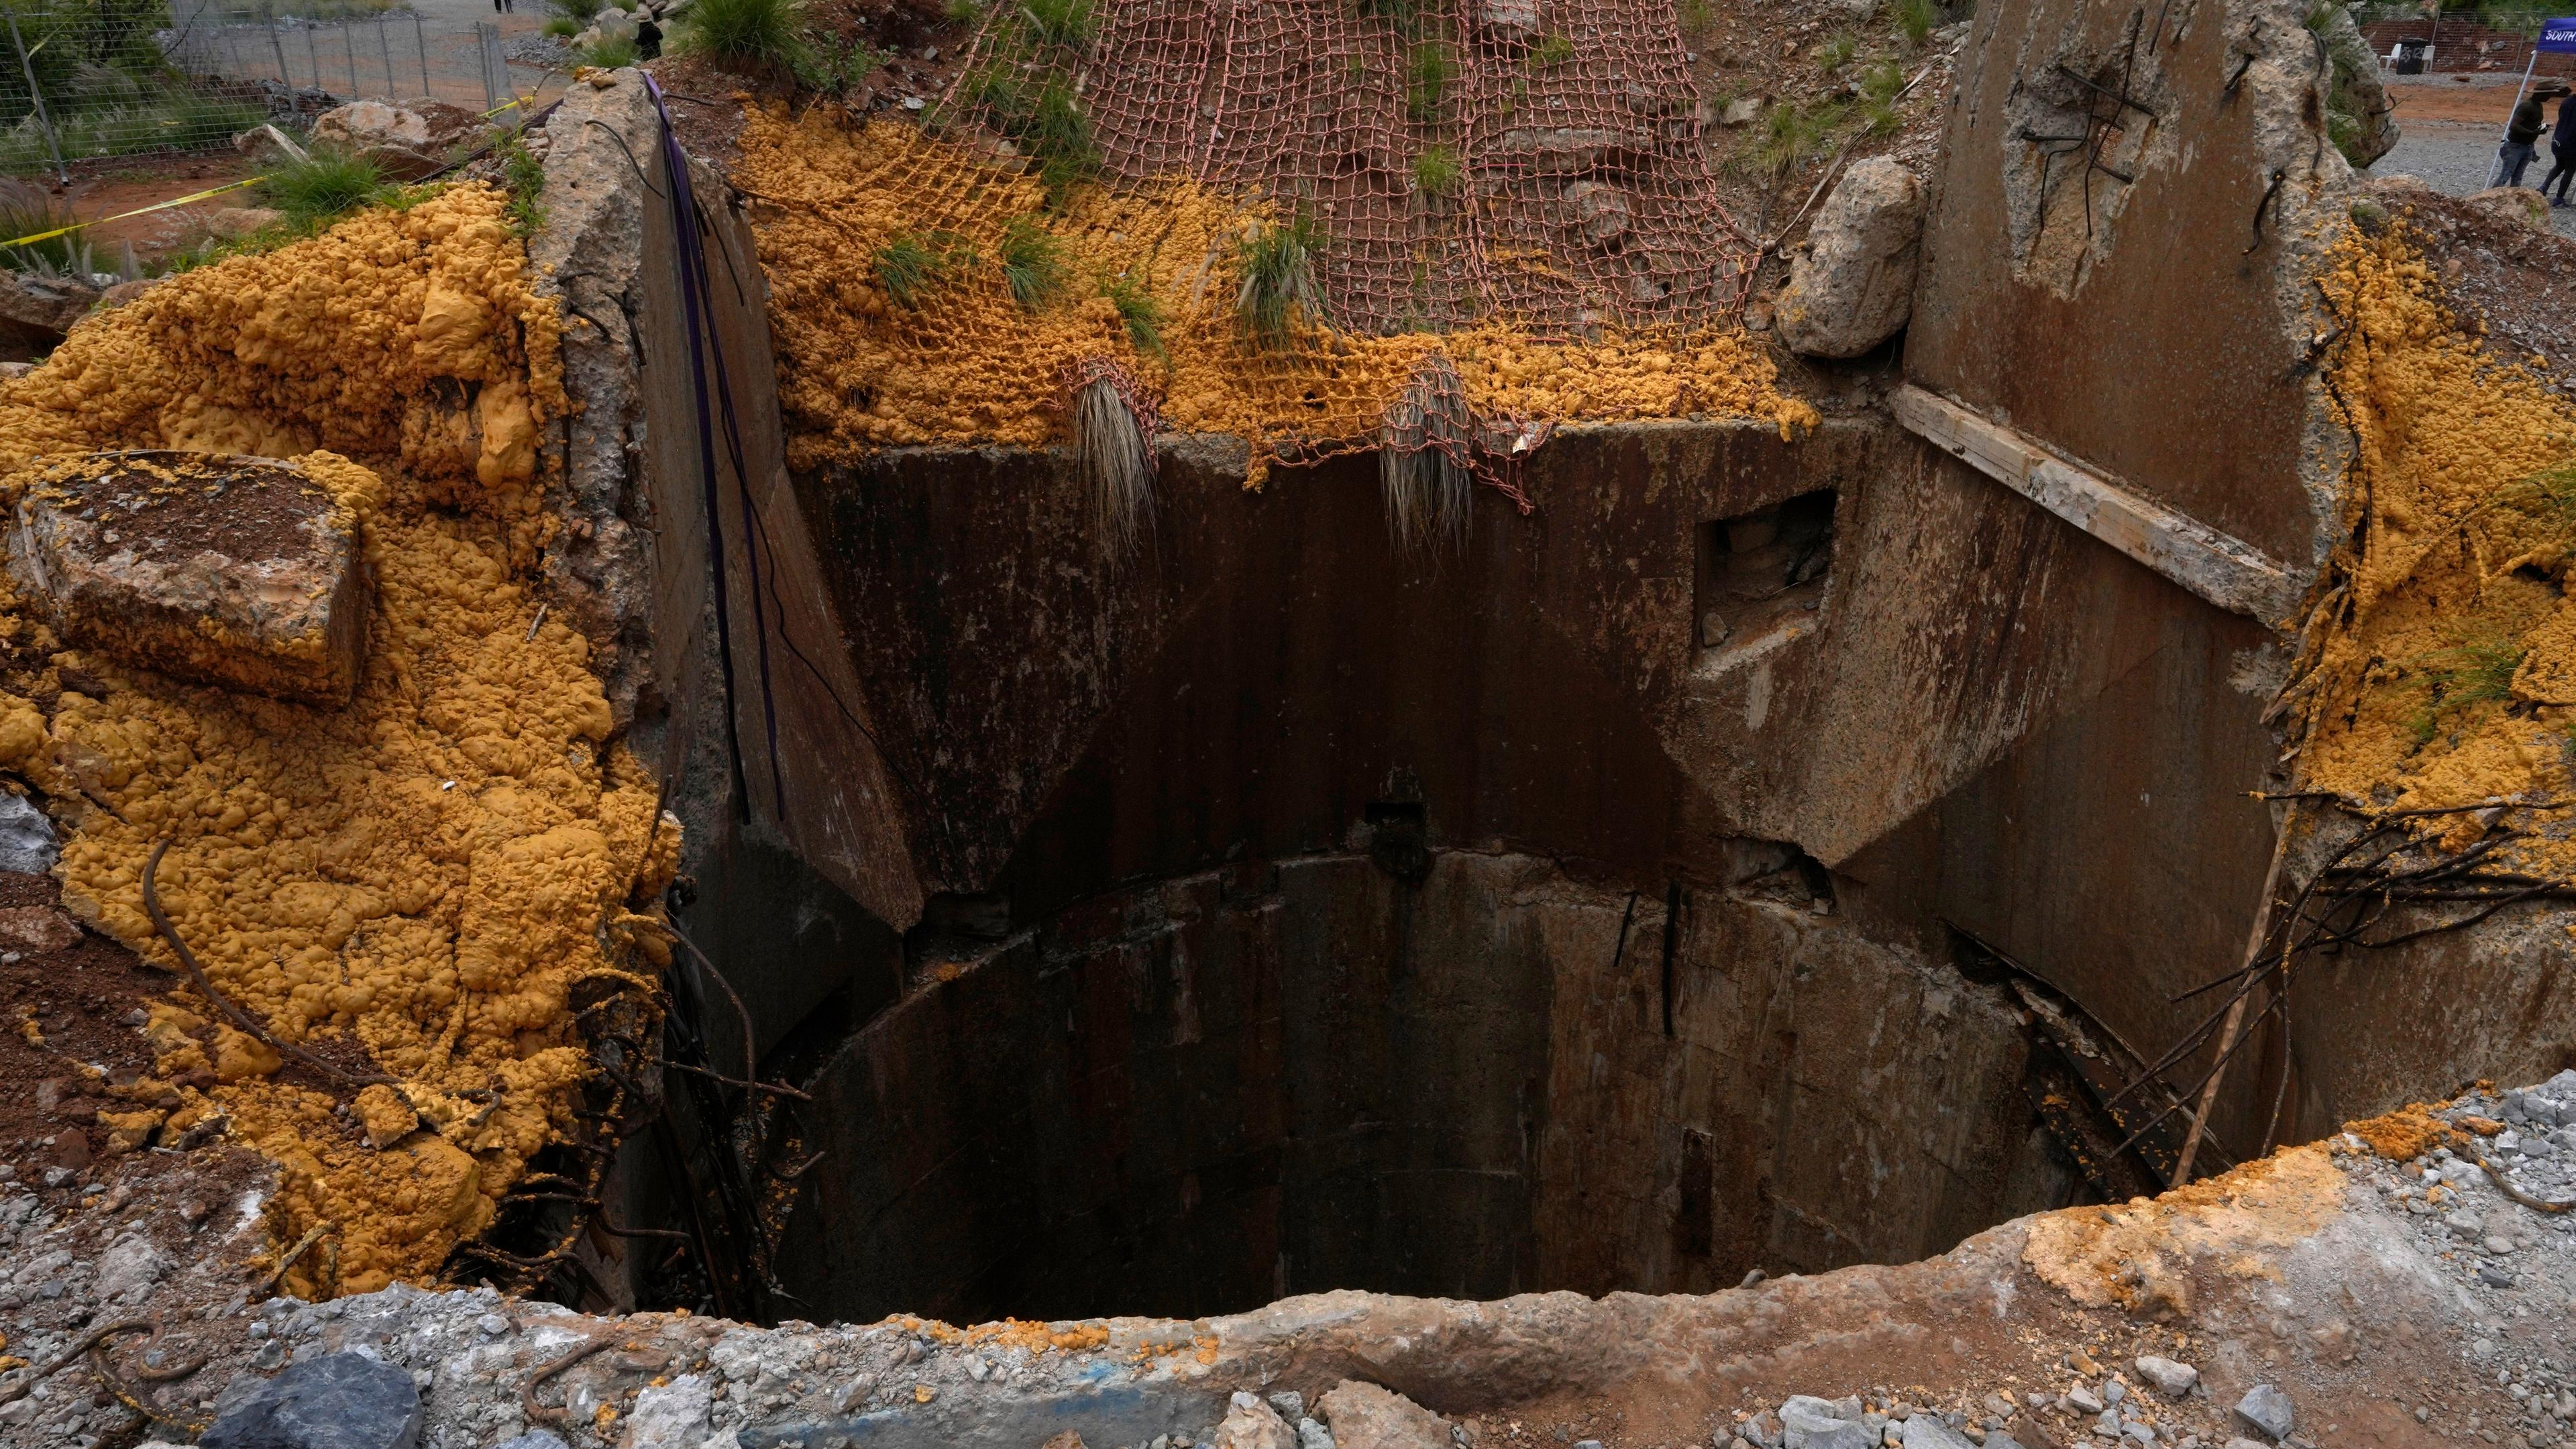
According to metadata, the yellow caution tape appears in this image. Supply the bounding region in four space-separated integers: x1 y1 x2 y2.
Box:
0 174 266 253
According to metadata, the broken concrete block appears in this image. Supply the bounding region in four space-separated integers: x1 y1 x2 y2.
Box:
6 450 374 706
1316 1381 1451 1449
1774 157 1925 360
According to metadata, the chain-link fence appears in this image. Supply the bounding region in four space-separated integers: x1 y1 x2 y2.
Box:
0 0 275 176
163 1 431 107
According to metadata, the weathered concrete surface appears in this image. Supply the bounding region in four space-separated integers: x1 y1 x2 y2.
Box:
1775 158 1925 359
1908 0 2352 578
533 73 920 936
5 450 368 704
36 1104 2551 1449
775 847 2051 1326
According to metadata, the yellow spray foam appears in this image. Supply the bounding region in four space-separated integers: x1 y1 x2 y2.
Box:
731 107 1818 484
0 184 676 1297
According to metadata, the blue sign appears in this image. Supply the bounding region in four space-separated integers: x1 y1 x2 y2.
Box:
2542 16 2576 53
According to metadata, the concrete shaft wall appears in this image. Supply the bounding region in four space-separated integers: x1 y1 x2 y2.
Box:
777 848 2051 1326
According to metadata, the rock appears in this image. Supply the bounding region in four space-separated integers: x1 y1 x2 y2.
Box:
307 100 486 180
496 1436 570 1449
94 1232 166 1299
1477 0 1537 42
97 276 162 311
1297 1418 1336 1449
1565 180 1633 242
1900 1417 1973 1449
5 450 375 706
2451 1211 2486 1238
2479 1264 2518 1288
2066 1387 2105 1415
2465 185 2551 233
0 798 56 874
1780 1397 1874 1449
1268 1391 1305 1421
1316 1381 1452 1449
619 1375 712 1447
199 1352 423 1449
206 207 286 241
1221 1391 1297 1449
0 902 72 949
1721 97 1761 125
1774 158 1925 358
0 268 100 350
2133 1357 2197 1397
231 123 311 166
2231 1385 2292 1443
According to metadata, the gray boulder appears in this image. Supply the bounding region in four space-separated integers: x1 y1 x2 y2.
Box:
0 793 54 873
1778 1396 1873 1449
1316 1381 1452 1449
2233 1383 2294 1442
1774 158 1925 359
199 1352 423 1449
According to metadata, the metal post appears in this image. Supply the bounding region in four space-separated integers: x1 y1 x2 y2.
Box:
342 19 357 95
305 21 319 94
475 20 495 111
2492 42 2544 185
264 1 290 85
411 11 427 99
6 11 68 184
376 16 394 98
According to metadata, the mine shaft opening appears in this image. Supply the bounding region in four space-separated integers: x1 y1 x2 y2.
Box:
641 828 2180 1334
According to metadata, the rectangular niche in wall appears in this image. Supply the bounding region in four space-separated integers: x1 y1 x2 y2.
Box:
1694 487 1836 671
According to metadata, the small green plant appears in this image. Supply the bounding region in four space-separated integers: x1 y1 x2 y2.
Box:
579 34 639 66
1890 0 1939 47
998 216 1071 308
1352 0 1417 30
790 36 885 92
1751 97 1845 178
1236 209 1324 350
498 133 547 235
1530 32 1573 66
1407 39 1456 121
542 15 578 34
945 0 983 20
671 0 804 71
256 146 386 227
1412 144 1462 197
2503 461 2576 534
1858 57 1908 135
0 182 93 278
1678 0 1714 34
543 0 606 23
2405 627 2527 746
1817 28 1857 71
1101 272 1167 364
873 231 971 307
970 71 1099 205
1018 0 1097 46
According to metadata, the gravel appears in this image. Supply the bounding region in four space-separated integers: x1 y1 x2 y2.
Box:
2370 119 2576 239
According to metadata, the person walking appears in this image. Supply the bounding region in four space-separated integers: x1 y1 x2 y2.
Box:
2547 87 2576 207
2493 84 2559 189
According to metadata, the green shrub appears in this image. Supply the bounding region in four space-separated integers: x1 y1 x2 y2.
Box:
1406 39 1454 121
1678 0 1713 33
1858 58 1907 135
0 181 92 276
543 0 606 23
944 0 983 20
1530 32 1573 66
256 146 384 227
1018 0 1096 46
543 15 579 35
1890 0 1939 46
2406 627 2526 745
1817 28 1857 71
1235 209 1323 349
1412 144 1461 197
873 230 971 307
1101 272 1166 364
789 38 884 93
964 68 1098 204
579 34 639 66
1752 98 1845 177
998 216 1070 308
672 0 804 71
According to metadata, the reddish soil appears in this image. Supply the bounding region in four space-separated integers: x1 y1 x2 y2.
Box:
36 154 262 267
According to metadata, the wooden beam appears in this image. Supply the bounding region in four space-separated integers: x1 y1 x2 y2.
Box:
1888 384 2300 625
